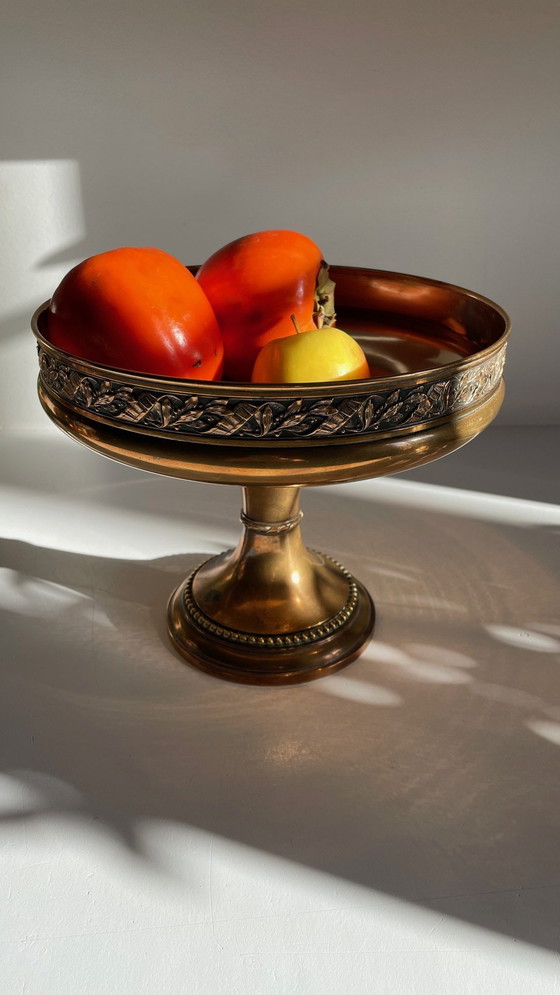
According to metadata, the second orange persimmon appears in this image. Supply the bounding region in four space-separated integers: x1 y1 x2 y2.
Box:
196 229 327 382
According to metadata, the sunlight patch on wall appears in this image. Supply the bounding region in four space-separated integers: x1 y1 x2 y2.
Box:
0 159 85 430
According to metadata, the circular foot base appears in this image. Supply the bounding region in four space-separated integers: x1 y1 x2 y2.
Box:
167 562 375 686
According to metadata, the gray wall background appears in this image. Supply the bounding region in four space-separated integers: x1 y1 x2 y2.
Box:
2 0 559 429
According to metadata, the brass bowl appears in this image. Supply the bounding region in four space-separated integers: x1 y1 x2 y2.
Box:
33 267 510 685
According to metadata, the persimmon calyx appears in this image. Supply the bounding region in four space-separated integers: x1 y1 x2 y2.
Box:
313 260 336 329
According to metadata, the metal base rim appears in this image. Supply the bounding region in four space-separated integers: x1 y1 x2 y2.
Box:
167 572 375 686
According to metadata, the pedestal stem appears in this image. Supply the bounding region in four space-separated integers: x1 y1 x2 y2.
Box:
237 485 308 616
241 483 302 529
167 484 375 684
192 484 349 635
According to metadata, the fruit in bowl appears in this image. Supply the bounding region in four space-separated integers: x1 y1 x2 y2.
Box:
43 232 367 388
251 316 370 384
47 246 224 380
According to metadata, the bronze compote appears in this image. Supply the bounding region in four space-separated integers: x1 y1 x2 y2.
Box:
33 266 509 685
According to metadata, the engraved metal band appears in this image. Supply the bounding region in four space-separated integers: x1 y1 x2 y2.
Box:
183 557 359 649
37 345 506 443
240 510 304 535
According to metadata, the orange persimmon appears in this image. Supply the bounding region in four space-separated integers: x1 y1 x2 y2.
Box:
48 246 223 380
196 230 329 381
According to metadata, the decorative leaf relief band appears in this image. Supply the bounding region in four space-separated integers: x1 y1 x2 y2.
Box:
38 347 505 441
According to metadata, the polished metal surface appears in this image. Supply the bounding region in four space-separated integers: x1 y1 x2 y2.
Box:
34 268 509 684
38 381 504 487
168 485 375 684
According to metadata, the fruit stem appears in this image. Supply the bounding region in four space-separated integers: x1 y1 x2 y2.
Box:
290 314 302 335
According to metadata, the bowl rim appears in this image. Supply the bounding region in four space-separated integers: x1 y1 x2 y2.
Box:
32 265 511 398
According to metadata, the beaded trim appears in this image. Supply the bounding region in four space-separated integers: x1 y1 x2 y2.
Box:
182 556 359 649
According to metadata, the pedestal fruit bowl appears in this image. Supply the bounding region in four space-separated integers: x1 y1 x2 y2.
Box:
33 266 510 685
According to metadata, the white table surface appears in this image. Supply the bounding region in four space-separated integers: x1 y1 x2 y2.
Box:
1 424 559 994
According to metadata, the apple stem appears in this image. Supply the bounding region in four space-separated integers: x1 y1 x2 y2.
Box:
290 314 302 335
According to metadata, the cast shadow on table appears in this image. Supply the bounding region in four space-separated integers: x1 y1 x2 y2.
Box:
0 484 559 954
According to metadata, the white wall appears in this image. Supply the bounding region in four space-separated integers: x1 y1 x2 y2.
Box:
2 0 559 429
